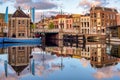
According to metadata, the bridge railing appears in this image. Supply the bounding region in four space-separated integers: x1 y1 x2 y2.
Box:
34 29 60 33
34 28 80 34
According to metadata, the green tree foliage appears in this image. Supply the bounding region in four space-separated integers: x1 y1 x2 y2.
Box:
31 24 35 29
48 22 54 29
30 23 36 29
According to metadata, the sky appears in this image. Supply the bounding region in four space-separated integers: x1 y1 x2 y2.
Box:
0 0 120 22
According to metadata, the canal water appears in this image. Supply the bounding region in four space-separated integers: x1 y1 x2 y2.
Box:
0 41 120 80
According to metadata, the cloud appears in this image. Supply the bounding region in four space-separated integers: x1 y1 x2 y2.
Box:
14 0 58 10
78 0 91 9
16 0 31 3
80 58 90 67
93 66 120 80
46 11 60 15
78 0 110 10
0 0 58 10
34 10 60 22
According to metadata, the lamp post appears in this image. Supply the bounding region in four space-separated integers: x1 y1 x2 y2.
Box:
60 40 64 70
41 13 46 50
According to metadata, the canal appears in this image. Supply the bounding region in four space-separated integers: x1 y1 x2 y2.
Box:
0 40 120 80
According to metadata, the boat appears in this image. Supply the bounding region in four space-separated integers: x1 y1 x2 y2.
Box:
0 43 41 48
0 37 41 43
0 38 3 43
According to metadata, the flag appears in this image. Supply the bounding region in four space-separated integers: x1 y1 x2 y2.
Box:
31 59 35 75
31 7 35 23
4 60 8 77
4 6 8 23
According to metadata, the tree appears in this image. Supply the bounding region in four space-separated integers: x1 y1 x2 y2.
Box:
31 23 36 29
48 22 54 29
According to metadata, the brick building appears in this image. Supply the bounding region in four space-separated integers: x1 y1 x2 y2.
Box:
90 6 117 35
9 7 31 38
0 13 11 37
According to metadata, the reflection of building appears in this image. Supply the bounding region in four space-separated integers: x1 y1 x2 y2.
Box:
8 46 32 75
110 45 120 58
0 48 7 54
106 25 120 39
81 45 91 59
46 46 81 58
9 7 30 38
90 44 118 68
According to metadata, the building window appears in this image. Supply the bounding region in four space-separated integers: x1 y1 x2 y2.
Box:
102 13 104 18
18 47 24 50
94 13 96 18
18 33 20 36
13 20 15 27
87 22 89 27
88 29 89 34
18 20 20 24
22 20 24 24
18 33 24 37
113 15 115 20
102 29 105 33
97 13 100 18
22 33 24 36
110 14 113 19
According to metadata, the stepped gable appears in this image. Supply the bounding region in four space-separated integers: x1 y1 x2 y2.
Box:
12 7 29 18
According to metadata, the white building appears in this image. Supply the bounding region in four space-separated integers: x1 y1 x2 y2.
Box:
80 14 90 34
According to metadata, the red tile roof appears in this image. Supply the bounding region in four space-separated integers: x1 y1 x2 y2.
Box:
55 14 69 19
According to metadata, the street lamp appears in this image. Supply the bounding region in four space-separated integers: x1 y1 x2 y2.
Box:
41 13 46 49
60 40 64 70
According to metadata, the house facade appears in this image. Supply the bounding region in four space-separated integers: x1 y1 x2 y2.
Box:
9 7 31 38
90 6 117 35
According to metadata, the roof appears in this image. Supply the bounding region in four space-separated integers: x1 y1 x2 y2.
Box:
71 14 81 17
12 7 29 18
55 14 70 19
90 6 118 13
11 65 28 76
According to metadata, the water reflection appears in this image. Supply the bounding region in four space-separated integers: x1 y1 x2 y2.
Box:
0 41 120 80
8 46 32 76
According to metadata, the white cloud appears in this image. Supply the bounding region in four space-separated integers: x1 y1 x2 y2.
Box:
78 0 110 9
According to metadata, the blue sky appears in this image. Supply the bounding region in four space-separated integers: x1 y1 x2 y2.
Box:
0 0 120 22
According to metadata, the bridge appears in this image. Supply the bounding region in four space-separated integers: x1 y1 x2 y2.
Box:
34 29 60 33
34 28 106 45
